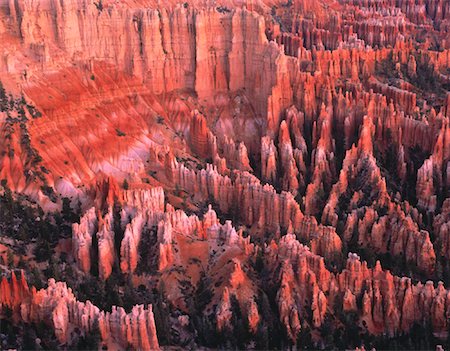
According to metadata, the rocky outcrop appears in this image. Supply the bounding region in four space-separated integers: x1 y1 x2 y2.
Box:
1 0 450 349
336 254 449 338
72 207 97 274
216 287 233 332
278 120 301 196
417 119 450 212
98 305 159 351
5 2 280 123
0 275 160 350
0 271 30 312
297 216 342 261
434 199 450 259
120 211 146 274
189 110 212 159
261 136 278 183
167 158 305 236
97 208 116 280
266 234 450 341
321 114 437 274
220 137 252 172
304 104 336 217
72 187 166 278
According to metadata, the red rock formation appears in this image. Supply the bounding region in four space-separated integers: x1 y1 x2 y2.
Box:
99 305 159 351
417 119 450 212
336 254 449 337
220 137 252 172
216 287 233 332
0 271 30 314
157 219 175 271
167 157 305 235
296 216 342 261
72 186 166 278
1 0 450 348
276 260 302 341
72 207 97 274
120 211 146 274
266 234 450 340
189 110 211 159
305 104 336 216
261 136 278 183
1 275 160 349
434 199 450 259
97 208 116 280
278 120 300 196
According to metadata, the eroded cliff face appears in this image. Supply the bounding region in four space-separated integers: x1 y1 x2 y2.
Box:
1 0 450 350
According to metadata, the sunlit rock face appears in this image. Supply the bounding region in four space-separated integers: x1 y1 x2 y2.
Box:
0 0 450 350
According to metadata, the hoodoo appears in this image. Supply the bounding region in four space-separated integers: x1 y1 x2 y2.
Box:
0 0 449 350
